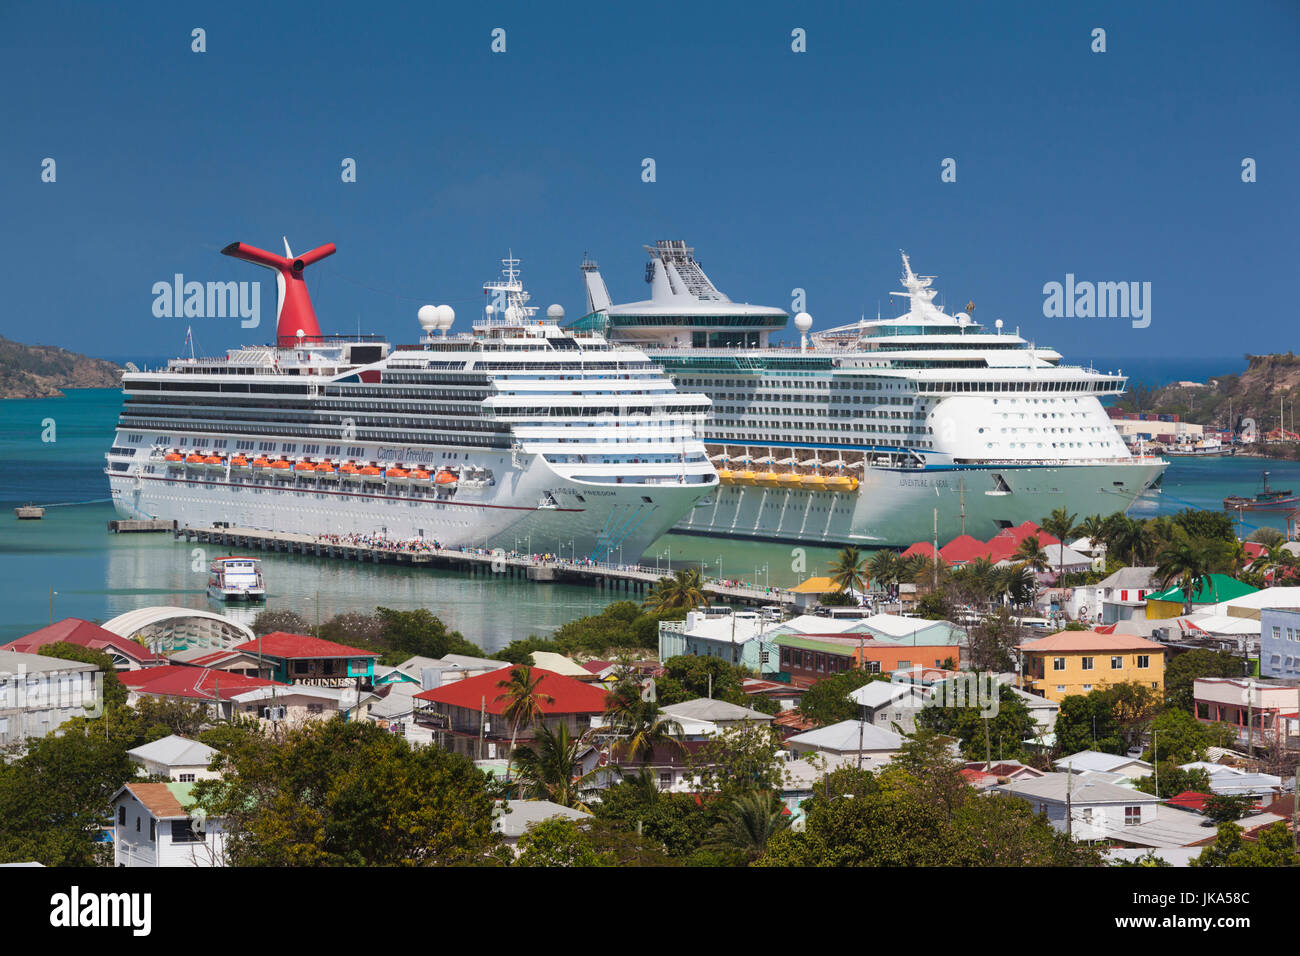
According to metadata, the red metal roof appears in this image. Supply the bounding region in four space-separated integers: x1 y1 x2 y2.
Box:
900 542 938 561
1167 791 1212 812
118 665 285 701
939 534 995 564
413 667 610 715
6 618 166 664
230 631 379 660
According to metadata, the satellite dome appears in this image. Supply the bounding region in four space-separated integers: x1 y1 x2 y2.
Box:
955 312 971 326
436 304 455 329
995 318 1004 332
793 312 813 333
547 304 565 320
417 305 439 331
485 304 495 316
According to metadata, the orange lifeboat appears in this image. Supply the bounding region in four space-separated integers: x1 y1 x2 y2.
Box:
314 460 336 475
294 459 317 473
434 469 458 486
268 458 292 471
410 468 432 484
230 455 250 469
185 453 205 465
164 451 183 462
251 455 272 471
203 454 225 471
339 461 362 481
386 466 411 483
359 464 384 480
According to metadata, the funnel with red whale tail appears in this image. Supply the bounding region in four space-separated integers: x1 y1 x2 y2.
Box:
221 239 336 346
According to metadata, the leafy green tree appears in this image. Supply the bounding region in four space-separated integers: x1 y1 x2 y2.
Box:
1204 794 1258 823
590 774 721 859
916 684 1035 763
491 636 565 665
514 817 612 867
796 669 886 726
691 723 787 794
547 601 677 656
0 725 135 866
1132 764 1211 799
315 612 386 648
1172 509 1237 543
192 719 501 865
1192 821 1299 867
373 606 484 662
1144 707 1235 764
1163 649 1247 712
1055 682 1162 756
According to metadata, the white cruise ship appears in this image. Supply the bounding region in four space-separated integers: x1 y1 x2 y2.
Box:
106 240 716 562
573 241 1167 547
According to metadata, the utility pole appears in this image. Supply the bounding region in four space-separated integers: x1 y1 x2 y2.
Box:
932 508 939 593
1153 727 1159 797
1065 760 1073 840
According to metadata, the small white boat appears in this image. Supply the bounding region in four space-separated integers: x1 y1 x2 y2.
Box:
207 556 266 602
14 505 44 520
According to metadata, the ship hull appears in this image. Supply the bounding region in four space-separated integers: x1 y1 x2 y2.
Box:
108 444 711 563
673 459 1167 548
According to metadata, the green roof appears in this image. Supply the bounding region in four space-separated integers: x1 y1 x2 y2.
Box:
1147 574 1258 605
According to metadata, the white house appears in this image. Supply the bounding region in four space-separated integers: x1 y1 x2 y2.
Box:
0 651 99 748
1054 750 1154 780
657 698 774 738
492 800 591 855
111 782 225 867
991 772 1161 839
126 735 220 782
784 720 905 769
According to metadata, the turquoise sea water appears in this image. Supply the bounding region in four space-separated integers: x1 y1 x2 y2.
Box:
3 389 1298 648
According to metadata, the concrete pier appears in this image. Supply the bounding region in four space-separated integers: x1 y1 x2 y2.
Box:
173 524 789 608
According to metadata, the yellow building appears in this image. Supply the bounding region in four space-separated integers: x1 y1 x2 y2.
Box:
1019 630 1166 702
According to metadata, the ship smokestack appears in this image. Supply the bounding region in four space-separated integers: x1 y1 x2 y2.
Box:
222 240 336 346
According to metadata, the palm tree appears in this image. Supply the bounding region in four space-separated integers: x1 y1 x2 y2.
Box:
962 556 997 609
1014 535 1050 576
868 550 899 599
510 722 603 809
1078 514 1108 554
1154 540 1212 615
643 568 710 613
994 564 1037 608
828 546 867 596
495 665 555 785
707 789 791 862
1039 507 1078 585
602 681 685 766
1103 513 1151 566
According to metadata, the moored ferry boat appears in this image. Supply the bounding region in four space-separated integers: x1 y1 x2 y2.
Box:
573 241 1167 547
207 556 266 602
106 240 717 562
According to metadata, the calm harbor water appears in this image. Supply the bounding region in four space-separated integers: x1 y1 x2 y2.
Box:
2 388 1298 649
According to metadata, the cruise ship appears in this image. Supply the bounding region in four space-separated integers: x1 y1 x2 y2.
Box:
573 241 1167 547
106 240 717 562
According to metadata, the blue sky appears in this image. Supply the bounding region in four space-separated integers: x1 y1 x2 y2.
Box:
1 0 1297 365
